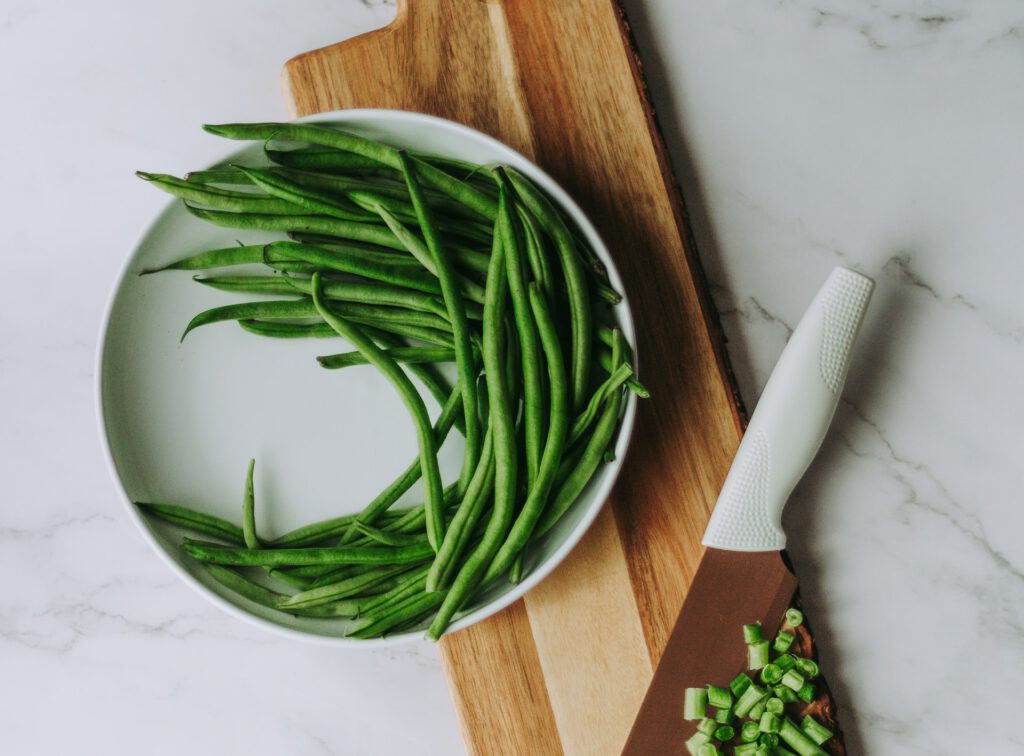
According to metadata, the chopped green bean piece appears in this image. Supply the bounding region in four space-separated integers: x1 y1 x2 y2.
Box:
798 682 817 703
775 653 797 672
779 717 827 756
760 663 783 685
801 715 833 746
707 684 732 710
785 608 804 628
774 630 795 653
730 672 753 698
683 687 708 720
684 732 710 756
781 669 805 692
713 724 735 741
773 685 798 703
759 732 780 748
747 639 771 670
796 658 820 679
734 684 767 718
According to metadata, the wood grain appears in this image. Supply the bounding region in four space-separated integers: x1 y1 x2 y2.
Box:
283 1 745 753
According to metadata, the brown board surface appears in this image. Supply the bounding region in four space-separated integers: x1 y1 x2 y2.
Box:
282 1 745 752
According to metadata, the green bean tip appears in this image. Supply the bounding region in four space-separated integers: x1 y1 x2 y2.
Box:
629 378 650 399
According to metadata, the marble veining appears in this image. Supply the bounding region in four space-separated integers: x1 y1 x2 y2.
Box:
3 0 1023 754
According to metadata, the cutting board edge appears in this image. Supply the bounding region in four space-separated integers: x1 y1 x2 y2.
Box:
609 2 747 432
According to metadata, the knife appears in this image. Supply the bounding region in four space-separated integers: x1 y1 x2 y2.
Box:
621 267 874 755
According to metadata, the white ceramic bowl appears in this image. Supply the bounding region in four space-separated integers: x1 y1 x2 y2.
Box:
97 110 637 646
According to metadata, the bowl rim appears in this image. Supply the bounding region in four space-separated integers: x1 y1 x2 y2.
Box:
95 108 638 647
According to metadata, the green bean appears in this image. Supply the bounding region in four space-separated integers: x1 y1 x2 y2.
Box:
270 167 485 223
204 123 497 218
346 190 493 245
448 246 491 276
426 425 495 591
267 568 313 590
311 273 446 551
419 154 482 180
317 347 456 369
570 361 633 445
268 167 406 199
185 168 253 185
208 564 363 617
306 567 356 588
241 316 455 349
399 151 484 497
383 504 428 534
266 241 447 298
281 564 412 609
357 567 429 615
142 244 265 274
351 521 427 547
266 146 488 201
181 298 452 342
495 172 543 487
363 328 464 434
594 281 623 304
518 206 554 305
284 235 430 268
597 347 649 398
265 146 395 174
362 198 488 305
261 260 323 275
282 276 449 319
348 320 455 348
289 562 381 581
205 565 286 609
242 459 259 549
427 217 517 640
269 509 410 549
182 538 434 566
186 205 409 251
507 169 592 412
484 283 569 581
238 319 337 339
290 601 363 619
137 171 303 215
135 501 244 544
236 166 380 222
534 384 625 538
194 274 301 297
184 299 314 340
509 554 526 584
349 591 446 639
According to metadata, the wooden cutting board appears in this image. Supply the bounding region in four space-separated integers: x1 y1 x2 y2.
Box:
283 2 745 753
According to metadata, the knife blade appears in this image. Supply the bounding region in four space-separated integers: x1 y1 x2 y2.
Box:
622 267 874 756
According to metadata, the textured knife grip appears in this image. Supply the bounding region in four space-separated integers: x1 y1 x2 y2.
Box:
702 268 874 551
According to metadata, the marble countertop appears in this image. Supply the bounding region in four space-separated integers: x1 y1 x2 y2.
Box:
3 1 1021 753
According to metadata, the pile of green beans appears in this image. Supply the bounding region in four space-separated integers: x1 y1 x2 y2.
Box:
135 121 647 640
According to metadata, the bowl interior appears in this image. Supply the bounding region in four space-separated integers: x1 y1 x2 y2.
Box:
98 110 637 646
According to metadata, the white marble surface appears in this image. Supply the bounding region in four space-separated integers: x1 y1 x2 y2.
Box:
2 1 1022 754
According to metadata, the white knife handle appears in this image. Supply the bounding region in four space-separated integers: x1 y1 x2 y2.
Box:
702 267 874 551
